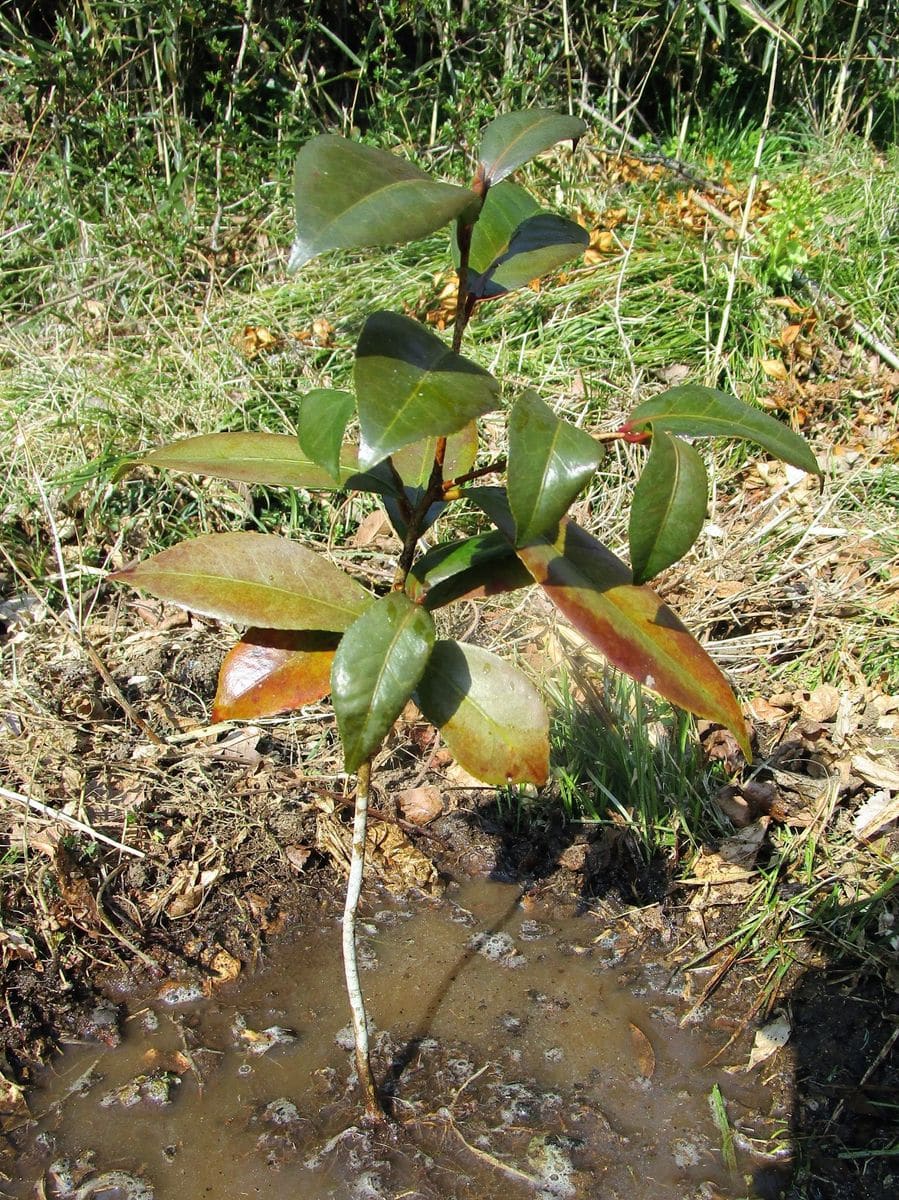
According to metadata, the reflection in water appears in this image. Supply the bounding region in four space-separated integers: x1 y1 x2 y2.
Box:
9 881 777 1198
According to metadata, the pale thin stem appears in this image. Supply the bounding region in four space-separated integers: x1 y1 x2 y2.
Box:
711 42 779 382
829 0 867 134
341 760 385 1121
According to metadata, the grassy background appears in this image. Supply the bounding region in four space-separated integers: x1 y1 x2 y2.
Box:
1 3 897 1170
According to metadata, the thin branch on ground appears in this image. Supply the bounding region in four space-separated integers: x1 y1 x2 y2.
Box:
0 785 145 859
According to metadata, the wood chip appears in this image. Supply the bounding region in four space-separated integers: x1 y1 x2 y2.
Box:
746 1015 791 1070
397 786 443 826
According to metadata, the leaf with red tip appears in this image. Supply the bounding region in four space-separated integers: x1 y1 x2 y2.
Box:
625 385 820 475
470 488 750 757
213 629 337 721
415 640 549 786
111 532 371 631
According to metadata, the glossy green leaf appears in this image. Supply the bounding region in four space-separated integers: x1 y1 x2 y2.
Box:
141 432 399 496
477 109 588 186
459 181 540 274
407 531 533 608
507 390 601 544
384 423 480 544
298 389 355 482
213 629 338 721
415 640 549 786
290 135 477 270
625 385 821 475
354 311 500 469
471 214 589 299
391 421 479 488
331 591 436 772
110 532 371 632
629 431 708 583
470 488 750 756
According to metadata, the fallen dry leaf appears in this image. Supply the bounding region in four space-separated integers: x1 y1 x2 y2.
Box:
761 358 789 381
203 727 263 769
0 928 37 966
285 844 312 873
686 856 758 886
140 1049 193 1076
718 817 770 867
232 324 282 358
629 1022 656 1079
162 863 224 920
233 1015 296 1055
1 1071 30 1128
350 509 391 548
851 753 899 792
746 696 791 724
209 949 242 985
797 685 841 723
713 785 753 828
397 786 443 826
853 790 899 840
557 843 589 872
366 821 440 892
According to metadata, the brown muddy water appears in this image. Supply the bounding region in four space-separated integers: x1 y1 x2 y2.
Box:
8 881 781 1199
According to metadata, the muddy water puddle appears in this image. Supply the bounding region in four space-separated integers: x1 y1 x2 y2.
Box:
8 882 777 1199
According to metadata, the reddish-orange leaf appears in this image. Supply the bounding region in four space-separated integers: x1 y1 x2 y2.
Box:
518 521 749 756
213 629 338 722
469 489 749 757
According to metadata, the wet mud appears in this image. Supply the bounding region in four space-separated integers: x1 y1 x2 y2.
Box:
6 880 783 1199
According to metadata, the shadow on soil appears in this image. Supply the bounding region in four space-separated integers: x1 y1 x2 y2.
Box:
457 791 898 1200
773 891 899 1200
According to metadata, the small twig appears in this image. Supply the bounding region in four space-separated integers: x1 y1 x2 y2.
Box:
679 946 741 1026
612 204 641 388
445 457 507 491
443 1115 542 1188
95 863 158 966
578 101 728 195
448 1062 492 1109
1 785 145 859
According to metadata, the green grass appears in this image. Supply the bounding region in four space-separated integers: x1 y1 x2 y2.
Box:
549 667 722 853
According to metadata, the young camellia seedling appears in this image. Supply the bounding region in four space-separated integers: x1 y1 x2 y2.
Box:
110 110 820 1120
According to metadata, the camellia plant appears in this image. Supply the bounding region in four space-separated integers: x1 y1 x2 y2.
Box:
111 110 820 1120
